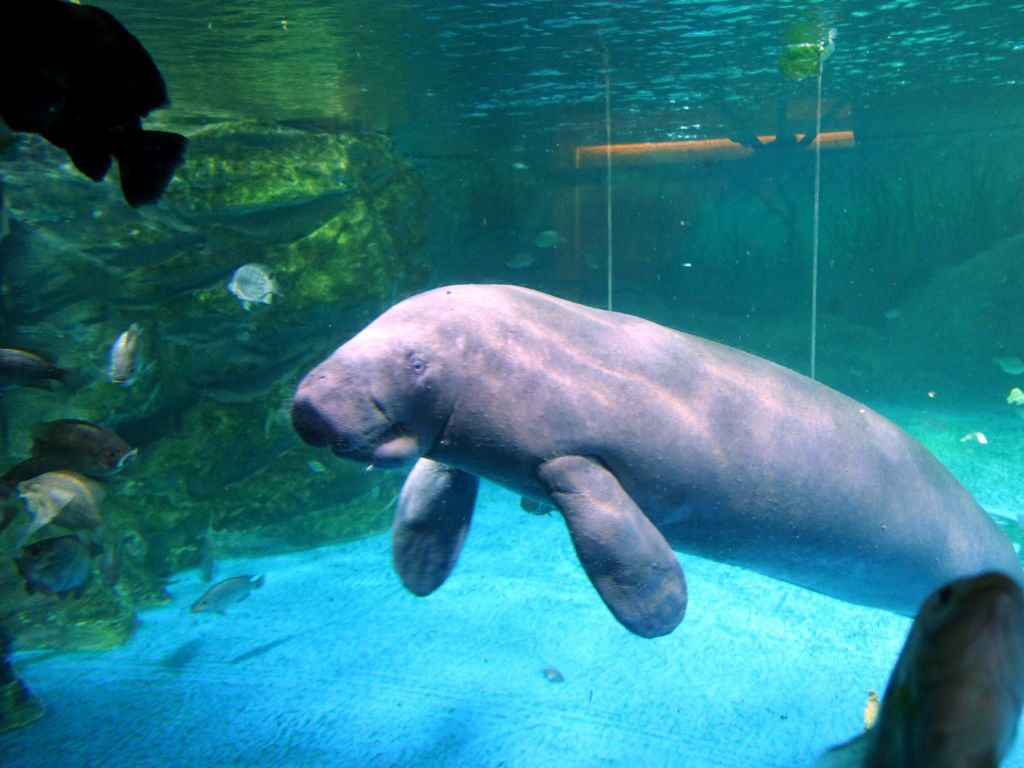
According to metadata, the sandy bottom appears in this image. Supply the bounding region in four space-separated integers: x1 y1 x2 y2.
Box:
4 405 1024 767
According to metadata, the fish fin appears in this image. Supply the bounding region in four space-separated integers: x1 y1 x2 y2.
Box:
56 367 81 392
66 141 113 183
251 574 265 590
0 500 17 534
538 455 687 638
15 516 48 549
814 732 872 767
115 130 188 207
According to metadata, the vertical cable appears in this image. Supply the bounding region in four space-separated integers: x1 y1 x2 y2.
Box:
604 55 614 311
810 48 824 380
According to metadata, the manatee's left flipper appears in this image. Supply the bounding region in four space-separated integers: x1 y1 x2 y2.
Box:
538 455 687 638
392 458 479 596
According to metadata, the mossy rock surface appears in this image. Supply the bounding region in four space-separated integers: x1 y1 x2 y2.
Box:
0 122 430 652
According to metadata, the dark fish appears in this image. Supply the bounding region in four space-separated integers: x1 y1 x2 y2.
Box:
542 666 565 683
15 535 100 599
0 347 74 391
3 456 71 485
817 571 1024 767
0 0 188 207
520 497 553 516
191 574 264 615
0 483 18 533
30 419 137 477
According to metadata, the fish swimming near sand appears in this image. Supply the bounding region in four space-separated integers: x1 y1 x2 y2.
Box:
816 571 1024 767
191 574 264 615
15 535 101 599
29 419 137 478
0 347 74 391
0 0 188 207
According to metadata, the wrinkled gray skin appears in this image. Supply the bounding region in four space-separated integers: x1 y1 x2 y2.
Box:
291 284 1024 638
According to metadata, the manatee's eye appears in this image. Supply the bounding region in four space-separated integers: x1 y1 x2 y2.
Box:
937 584 954 606
408 352 427 375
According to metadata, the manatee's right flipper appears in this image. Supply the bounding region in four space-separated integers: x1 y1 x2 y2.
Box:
392 458 479 596
538 455 687 638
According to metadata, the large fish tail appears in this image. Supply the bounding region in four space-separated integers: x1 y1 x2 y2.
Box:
115 130 188 207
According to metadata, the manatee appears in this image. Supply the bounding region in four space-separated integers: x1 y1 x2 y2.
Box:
291 284 1024 638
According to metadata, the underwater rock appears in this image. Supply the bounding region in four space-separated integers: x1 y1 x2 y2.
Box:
0 635 45 734
894 232 1024 378
0 120 429 651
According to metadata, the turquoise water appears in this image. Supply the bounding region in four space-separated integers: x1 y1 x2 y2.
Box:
3 1 1024 765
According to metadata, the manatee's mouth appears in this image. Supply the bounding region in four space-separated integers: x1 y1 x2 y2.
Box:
330 423 419 468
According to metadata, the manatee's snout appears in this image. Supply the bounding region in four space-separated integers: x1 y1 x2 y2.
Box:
290 394 335 448
291 364 389 460
291 369 345 448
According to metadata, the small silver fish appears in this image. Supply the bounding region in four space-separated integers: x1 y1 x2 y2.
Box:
107 323 142 385
227 264 281 311
816 572 1024 767
191 574 264 614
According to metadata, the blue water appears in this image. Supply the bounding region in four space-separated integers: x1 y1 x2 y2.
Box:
6 404 1024 767
3 481 915 768
5 1 1024 764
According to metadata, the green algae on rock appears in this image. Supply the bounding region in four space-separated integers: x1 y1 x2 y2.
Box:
0 120 430 656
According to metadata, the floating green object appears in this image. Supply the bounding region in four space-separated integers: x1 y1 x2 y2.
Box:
779 27 836 82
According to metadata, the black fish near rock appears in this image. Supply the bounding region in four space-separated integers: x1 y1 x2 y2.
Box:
3 419 137 484
15 535 101 600
29 419 137 478
0 347 74 391
0 0 187 207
